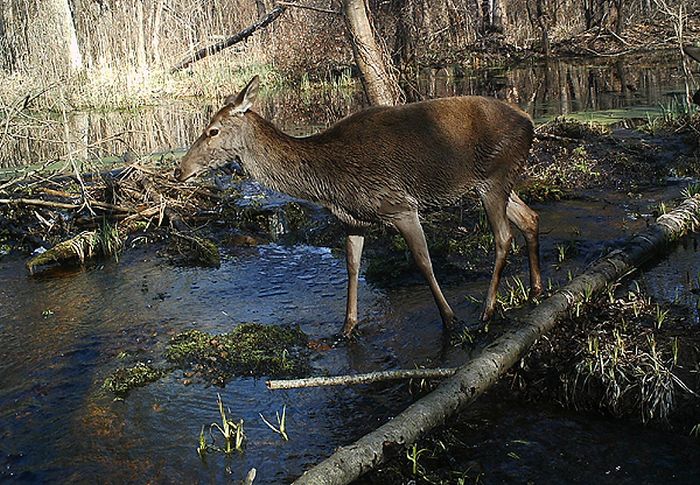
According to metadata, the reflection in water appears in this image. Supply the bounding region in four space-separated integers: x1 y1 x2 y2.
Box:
0 54 691 169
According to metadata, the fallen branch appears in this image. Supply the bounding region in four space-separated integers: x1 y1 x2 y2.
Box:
293 195 700 485
0 197 133 213
170 6 287 73
267 367 458 390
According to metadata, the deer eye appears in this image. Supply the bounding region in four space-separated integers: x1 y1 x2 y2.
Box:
208 127 220 137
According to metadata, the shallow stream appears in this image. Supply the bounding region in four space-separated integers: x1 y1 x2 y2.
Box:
2 54 700 483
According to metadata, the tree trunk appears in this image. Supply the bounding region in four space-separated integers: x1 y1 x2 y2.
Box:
31 0 83 76
480 0 505 35
342 0 402 106
151 0 165 66
292 195 700 485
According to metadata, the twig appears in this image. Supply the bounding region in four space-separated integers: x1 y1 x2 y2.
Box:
267 367 458 390
276 1 340 15
0 197 134 213
171 6 287 73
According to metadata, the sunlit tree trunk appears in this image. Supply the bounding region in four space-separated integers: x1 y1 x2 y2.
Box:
342 0 402 106
151 0 165 66
35 0 83 76
480 0 505 35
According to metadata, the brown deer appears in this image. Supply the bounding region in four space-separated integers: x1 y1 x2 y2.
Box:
175 76 542 337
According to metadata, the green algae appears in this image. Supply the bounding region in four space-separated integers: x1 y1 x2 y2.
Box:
165 323 309 386
102 362 167 398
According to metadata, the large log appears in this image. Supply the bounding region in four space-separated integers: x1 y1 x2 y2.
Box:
293 195 700 485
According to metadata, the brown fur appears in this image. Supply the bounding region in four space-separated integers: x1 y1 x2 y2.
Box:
176 77 542 336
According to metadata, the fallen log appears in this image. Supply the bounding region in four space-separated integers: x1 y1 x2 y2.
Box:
170 6 287 73
267 367 458 390
293 195 700 485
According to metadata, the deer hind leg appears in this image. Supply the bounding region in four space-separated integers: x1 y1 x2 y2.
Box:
392 210 456 329
506 191 543 299
342 232 365 338
480 187 513 322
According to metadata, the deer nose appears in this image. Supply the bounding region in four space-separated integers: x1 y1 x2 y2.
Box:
173 167 183 181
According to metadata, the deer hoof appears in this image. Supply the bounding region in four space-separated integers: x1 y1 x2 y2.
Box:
530 285 543 300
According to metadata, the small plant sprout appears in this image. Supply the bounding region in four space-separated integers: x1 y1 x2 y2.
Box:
556 243 568 263
259 405 289 441
211 394 245 453
654 305 669 330
406 443 429 476
197 425 208 459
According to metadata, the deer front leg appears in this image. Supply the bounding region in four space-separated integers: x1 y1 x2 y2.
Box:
342 233 365 337
392 210 456 329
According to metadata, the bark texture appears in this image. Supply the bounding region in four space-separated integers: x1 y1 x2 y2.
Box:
293 196 700 485
342 0 402 106
267 367 458 390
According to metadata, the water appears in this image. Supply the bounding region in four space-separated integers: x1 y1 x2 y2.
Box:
2 184 700 482
2 54 700 482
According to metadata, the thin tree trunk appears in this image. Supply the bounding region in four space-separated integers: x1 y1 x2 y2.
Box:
342 0 402 106
151 0 165 66
293 196 700 485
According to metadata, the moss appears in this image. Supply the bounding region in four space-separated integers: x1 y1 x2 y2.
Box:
165 323 309 386
168 233 221 268
544 116 613 138
26 231 98 273
103 362 167 398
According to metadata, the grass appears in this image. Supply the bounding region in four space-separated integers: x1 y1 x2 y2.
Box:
0 58 358 113
259 405 289 441
520 284 698 424
211 393 245 454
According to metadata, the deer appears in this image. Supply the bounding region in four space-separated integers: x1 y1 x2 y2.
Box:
174 76 542 338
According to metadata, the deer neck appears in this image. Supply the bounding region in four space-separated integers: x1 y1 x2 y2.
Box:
239 112 327 199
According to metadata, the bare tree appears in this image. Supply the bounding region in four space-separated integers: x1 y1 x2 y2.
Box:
342 0 402 106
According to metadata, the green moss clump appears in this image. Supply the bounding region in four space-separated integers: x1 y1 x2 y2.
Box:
165 323 309 385
103 362 167 397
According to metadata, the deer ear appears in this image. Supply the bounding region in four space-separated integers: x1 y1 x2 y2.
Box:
225 76 259 113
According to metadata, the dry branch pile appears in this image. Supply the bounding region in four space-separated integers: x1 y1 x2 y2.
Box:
0 161 226 271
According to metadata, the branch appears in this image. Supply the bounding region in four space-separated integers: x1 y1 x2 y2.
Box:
276 1 340 15
267 367 458 390
170 6 287 73
0 197 134 213
292 195 700 485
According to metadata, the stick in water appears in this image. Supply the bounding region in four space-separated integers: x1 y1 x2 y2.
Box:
266 367 458 390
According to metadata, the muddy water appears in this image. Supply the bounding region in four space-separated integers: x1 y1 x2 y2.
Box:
2 180 700 482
